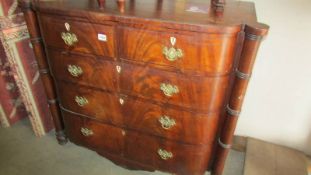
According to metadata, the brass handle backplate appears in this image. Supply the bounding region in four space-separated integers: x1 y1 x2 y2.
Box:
81 127 93 137
75 96 88 107
162 37 183 62
67 65 83 77
158 149 173 160
61 22 78 46
159 115 176 130
160 83 179 97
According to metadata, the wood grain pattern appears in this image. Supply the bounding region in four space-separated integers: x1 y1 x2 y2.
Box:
63 110 213 175
122 96 221 145
57 80 221 145
125 131 211 175
57 81 123 126
63 110 124 155
119 27 238 75
40 15 116 58
48 49 117 91
20 0 269 174
120 62 230 112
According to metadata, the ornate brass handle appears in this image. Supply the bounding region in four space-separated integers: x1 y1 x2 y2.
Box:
158 149 173 160
158 116 176 130
81 127 93 137
75 96 88 107
67 65 83 77
61 23 78 46
160 83 179 97
162 37 183 62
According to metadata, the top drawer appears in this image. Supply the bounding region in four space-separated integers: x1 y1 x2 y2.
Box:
119 27 238 74
39 15 116 58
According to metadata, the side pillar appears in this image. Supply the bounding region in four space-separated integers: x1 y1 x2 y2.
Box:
18 0 67 145
212 23 269 175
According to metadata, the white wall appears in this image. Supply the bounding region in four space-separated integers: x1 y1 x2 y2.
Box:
235 0 311 155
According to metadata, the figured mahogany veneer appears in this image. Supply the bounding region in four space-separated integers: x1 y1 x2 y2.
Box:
63 111 212 175
124 132 212 175
57 81 123 125
123 96 220 145
58 80 220 145
119 62 230 112
119 27 238 75
40 15 116 58
63 111 124 155
19 0 269 174
48 49 117 91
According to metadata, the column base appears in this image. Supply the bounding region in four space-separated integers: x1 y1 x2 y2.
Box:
56 130 68 145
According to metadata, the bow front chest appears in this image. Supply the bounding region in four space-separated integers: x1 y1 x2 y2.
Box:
19 0 268 174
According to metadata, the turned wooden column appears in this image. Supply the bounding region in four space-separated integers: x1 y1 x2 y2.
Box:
212 23 269 175
18 0 67 145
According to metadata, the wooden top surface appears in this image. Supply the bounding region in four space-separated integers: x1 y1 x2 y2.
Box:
34 0 258 28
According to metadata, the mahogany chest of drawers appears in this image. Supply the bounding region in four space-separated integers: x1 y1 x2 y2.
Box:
19 0 268 174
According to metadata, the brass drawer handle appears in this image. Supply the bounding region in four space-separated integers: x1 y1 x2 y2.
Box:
67 65 83 77
81 127 93 137
159 115 176 130
162 37 183 62
75 96 88 106
61 23 78 46
158 149 173 160
160 83 179 97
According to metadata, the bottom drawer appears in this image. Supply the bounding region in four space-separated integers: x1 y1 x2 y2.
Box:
63 110 124 155
124 132 212 175
62 111 212 175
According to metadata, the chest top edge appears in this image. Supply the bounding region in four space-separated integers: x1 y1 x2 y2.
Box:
31 0 266 34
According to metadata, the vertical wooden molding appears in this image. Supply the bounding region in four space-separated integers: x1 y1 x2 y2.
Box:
18 0 68 145
212 23 269 175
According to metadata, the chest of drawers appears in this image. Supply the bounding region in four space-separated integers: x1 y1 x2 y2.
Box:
19 0 268 174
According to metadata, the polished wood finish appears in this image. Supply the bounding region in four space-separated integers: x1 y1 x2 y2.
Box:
20 0 268 174
212 23 269 175
119 62 230 112
122 96 220 145
119 27 238 75
125 132 212 175
48 49 117 91
18 0 67 144
40 15 116 58
63 110 124 154
57 81 123 126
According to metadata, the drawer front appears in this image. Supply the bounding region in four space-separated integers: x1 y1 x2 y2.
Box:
63 111 124 155
119 27 237 74
124 132 211 175
122 97 220 145
40 15 115 57
48 49 117 91
119 63 230 112
57 81 123 126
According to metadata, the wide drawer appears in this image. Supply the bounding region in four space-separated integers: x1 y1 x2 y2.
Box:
124 132 211 175
40 15 116 57
57 81 123 126
48 49 117 91
63 111 124 155
119 27 237 74
122 96 220 145
119 63 230 112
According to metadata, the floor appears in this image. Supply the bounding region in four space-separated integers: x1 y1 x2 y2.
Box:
0 119 245 175
244 138 308 175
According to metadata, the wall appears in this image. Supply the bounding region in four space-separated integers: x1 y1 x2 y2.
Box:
236 0 311 155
